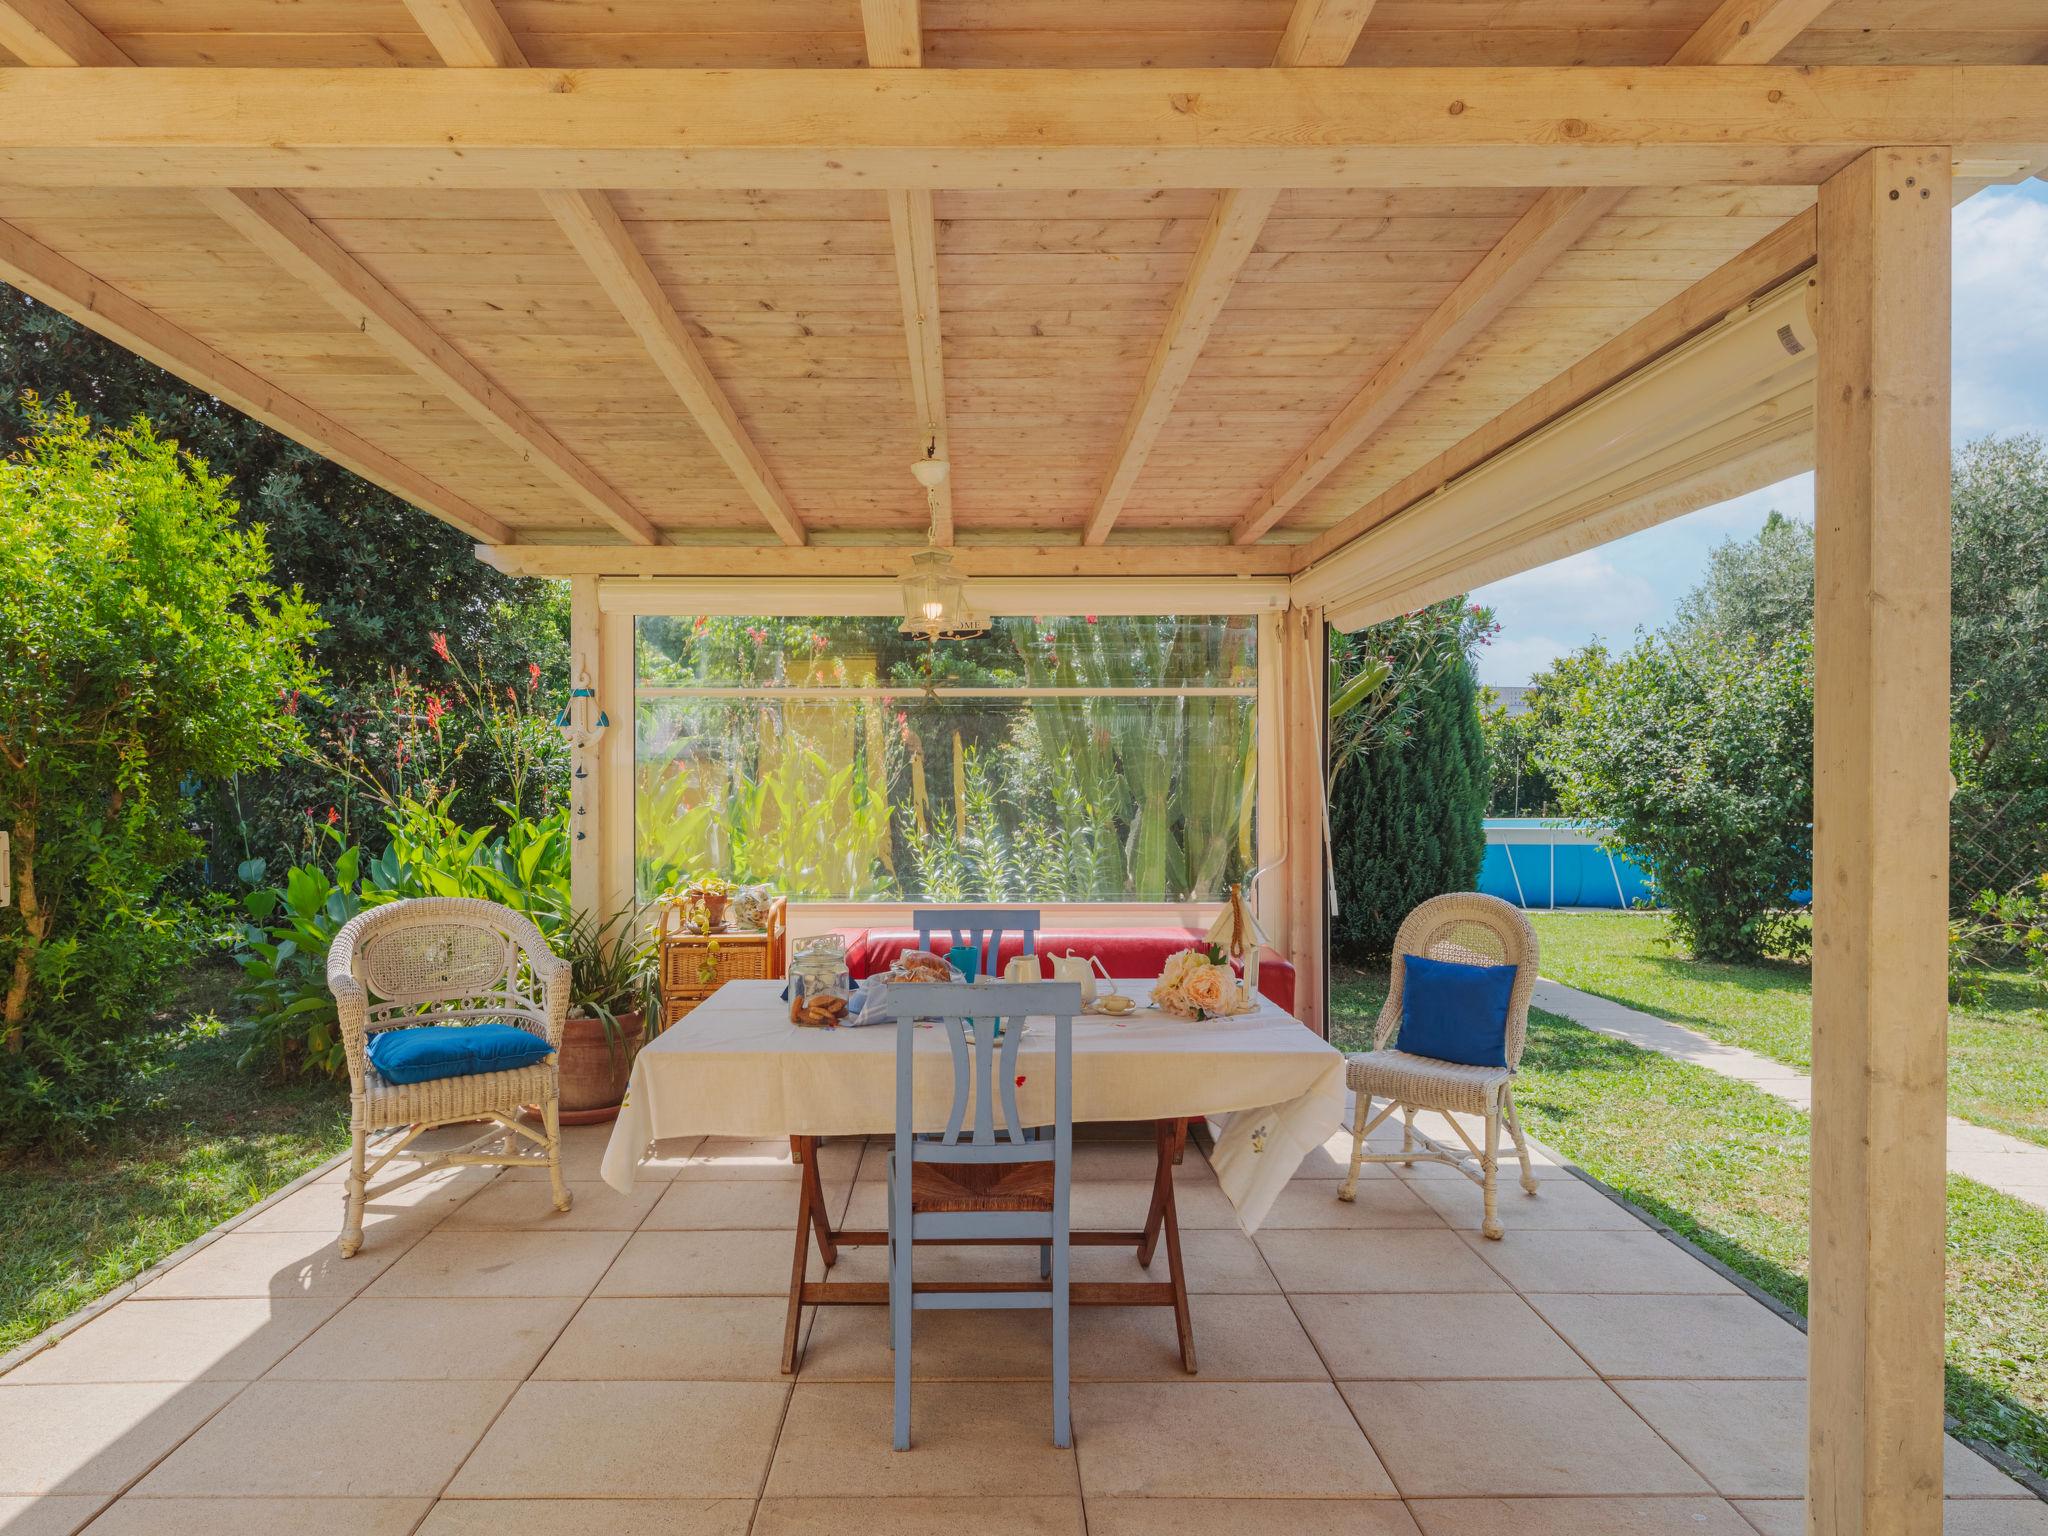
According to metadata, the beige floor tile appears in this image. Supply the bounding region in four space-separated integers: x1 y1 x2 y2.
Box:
834 1179 1239 1233
134 1380 515 1497
0 1495 101 1536
364 1230 628 1299
765 1382 1079 1496
1293 1128 1409 1180
1393 1160 1579 1182
4 1300 337 1384
646 1179 822 1231
1462 1229 1737 1294
83 1497 433 1535
1073 1295 1328 1381
799 1302 1052 1381
1617 1381 2030 1500
501 1123 643 1183
676 1137 861 1183
597 1229 808 1296
824 1239 1036 1289
753 1496 1086 1536
265 1296 579 1380
418 1500 753 1536
1407 1497 1758 1535
238 1169 492 1235
441 1178 663 1231
1255 1230 1509 1293
1529 1295 1807 1379
1293 1293 1591 1380
1074 1381 1393 1497
1072 1142 1218 1183
1407 1176 1644 1232
1733 1499 2048 1536
550 1136 702 1186
1343 1380 1710 1497
539 1297 791 1380
1084 1499 1419 1536
135 1231 405 1301
1257 1181 1444 1229
0 1382 239 1495
450 1380 788 1498
1074 1229 1281 1293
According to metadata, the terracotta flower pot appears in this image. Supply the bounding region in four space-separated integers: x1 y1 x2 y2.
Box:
697 891 730 928
553 1008 646 1126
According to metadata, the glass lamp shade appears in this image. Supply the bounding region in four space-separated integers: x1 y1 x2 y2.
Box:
898 548 987 640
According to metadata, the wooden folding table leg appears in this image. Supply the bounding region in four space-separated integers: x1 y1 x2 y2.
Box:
1155 1119 1197 1373
1138 1117 1175 1266
781 1135 817 1374
801 1135 840 1268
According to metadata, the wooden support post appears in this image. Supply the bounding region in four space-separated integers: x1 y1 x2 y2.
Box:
1809 145 1951 1536
567 575 602 924
1277 605 1329 1034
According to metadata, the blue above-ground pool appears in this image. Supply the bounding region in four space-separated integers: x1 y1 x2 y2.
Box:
1477 819 1655 910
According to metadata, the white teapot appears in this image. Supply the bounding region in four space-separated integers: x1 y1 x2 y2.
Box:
1046 950 1113 1005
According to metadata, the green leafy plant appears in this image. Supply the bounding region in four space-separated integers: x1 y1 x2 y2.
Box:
555 907 654 1064
0 402 323 1148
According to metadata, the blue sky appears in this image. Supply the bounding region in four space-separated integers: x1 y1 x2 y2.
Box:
1471 179 2048 688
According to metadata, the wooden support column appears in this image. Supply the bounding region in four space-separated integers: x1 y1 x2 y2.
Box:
566 575 602 923
1809 145 1951 1536
1276 605 1329 1034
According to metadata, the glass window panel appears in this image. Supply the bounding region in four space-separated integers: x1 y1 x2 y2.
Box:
634 615 1257 904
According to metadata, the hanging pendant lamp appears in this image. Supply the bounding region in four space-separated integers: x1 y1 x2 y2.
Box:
898 435 986 641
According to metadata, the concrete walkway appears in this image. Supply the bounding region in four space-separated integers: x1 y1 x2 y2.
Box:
1533 979 2048 1212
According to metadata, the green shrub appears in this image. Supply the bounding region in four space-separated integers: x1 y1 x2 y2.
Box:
0 403 322 1149
1329 602 1490 958
1542 630 1814 962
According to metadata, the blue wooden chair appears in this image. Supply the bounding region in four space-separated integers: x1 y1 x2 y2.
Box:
882 978 1081 1450
910 906 1040 978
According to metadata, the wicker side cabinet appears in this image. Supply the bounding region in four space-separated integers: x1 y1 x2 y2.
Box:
656 896 789 1029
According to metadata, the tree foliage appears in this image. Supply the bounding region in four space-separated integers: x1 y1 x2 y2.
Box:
1542 630 1814 961
1329 600 1490 958
1669 509 1814 653
0 403 323 1146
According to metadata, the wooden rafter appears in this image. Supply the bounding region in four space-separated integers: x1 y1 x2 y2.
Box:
400 0 806 546
1081 0 1379 547
0 68 2036 190
0 0 123 66
862 0 952 545
0 217 512 544
1231 0 1843 544
198 187 660 545
478 543 1298 580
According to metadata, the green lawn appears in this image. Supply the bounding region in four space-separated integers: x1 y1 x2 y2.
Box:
1527 910 2048 1149
1331 964 2048 1483
0 962 349 1356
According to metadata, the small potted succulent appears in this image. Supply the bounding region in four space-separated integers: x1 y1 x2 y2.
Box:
550 908 654 1125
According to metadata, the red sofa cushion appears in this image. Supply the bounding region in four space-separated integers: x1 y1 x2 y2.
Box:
843 927 1296 1017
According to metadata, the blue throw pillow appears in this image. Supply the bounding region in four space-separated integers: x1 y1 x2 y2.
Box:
1396 954 1516 1068
367 1023 553 1085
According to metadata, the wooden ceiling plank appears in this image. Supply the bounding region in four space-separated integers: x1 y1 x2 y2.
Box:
862 1 952 545
1233 0 1844 544
0 0 127 67
1083 0 1380 546
401 0 805 545
198 186 660 545
479 542 1298 580
0 215 513 544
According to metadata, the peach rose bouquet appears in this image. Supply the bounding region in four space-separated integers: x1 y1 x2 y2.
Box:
1150 945 1251 1020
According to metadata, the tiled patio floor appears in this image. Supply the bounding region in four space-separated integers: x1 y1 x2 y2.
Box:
2 1112 2039 1536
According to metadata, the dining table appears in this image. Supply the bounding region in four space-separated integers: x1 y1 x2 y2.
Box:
600 978 1346 1374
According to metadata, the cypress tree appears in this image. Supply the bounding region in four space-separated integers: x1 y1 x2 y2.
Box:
1330 638 1489 958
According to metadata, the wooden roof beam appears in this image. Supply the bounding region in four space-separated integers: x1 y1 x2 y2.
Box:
1232 0 1844 544
198 187 659 545
0 216 512 544
0 0 124 66
400 0 805 546
1081 0 1380 547
0 68 2037 190
862 0 952 545
1232 0 1845 545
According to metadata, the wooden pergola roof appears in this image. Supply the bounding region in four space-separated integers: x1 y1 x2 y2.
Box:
0 0 2041 581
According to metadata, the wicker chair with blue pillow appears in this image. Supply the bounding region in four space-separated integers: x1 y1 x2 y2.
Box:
327 897 571 1256
1337 892 1541 1238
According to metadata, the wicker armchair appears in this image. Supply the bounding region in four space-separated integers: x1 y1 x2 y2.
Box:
1337 892 1540 1239
327 897 572 1256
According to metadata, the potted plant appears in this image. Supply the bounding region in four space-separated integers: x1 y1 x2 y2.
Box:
686 871 736 930
549 907 654 1125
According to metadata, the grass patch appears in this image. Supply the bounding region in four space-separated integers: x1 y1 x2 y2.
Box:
1527 910 2048 1150
1332 963 2048 1483
0 961 348 1356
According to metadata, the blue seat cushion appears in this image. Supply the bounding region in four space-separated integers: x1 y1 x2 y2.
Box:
367 1023 553 1085
1396 954 1516 1069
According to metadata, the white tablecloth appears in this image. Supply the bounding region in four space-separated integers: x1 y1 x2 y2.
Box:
600 980 1345 1233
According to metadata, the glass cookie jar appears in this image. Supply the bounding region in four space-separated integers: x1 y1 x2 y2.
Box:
788 936 852 1027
